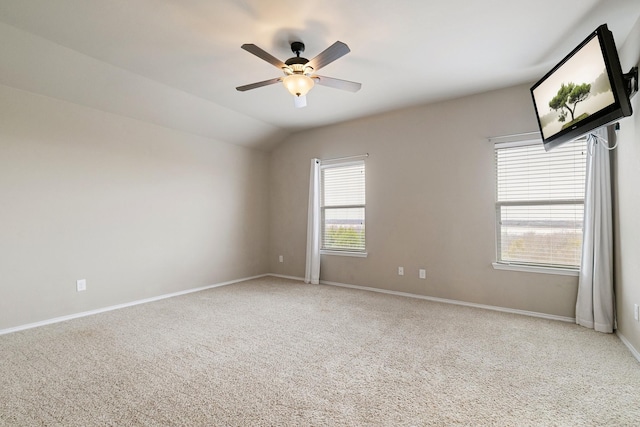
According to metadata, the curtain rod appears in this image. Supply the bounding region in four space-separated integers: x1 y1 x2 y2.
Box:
321 153 369 163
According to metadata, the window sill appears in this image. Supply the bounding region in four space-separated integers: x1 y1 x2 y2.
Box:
321 250 368 258
492 262 579 276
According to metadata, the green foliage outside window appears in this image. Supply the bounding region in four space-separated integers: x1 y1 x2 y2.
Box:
324 226 365 251
503 231 582 267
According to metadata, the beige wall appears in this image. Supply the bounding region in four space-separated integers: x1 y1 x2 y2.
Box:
4 20 638 343
269 84 578 318
0 84 270 330
613 16 640 354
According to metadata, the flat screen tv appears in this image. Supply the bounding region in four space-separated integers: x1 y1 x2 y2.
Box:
531 24 633 151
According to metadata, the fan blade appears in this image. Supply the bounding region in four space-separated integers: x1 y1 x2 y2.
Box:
236 77 282 92
294 95 307 108
312 75 362 92
241 44 287 69
307 41 351 71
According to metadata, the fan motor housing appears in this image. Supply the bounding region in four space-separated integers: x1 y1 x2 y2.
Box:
285 57 309 66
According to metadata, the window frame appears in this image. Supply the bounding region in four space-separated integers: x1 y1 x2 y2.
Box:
319 159 367 257
492 137 586 276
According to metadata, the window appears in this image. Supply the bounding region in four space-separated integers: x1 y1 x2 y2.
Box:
321 160 365 254
494 138 586 270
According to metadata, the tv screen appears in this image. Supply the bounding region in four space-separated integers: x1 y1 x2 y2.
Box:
531 24 632 151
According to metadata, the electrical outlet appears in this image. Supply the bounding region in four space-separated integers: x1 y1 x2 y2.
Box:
76 279 87 292
634 304 639 321
398 267 404 276
419 269 426 279
279 255 284 263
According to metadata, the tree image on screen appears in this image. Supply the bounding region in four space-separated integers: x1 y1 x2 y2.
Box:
548 82 592 127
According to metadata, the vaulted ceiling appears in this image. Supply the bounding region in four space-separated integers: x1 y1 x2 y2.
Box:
1 0 638 150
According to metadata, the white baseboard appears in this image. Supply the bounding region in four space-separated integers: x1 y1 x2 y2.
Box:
0 274 269 336
6 272 637 362
265 274 576 322
315 278 576 323
7 271 637 365
616 331 640 363
268 273 305 282
0 273 581 336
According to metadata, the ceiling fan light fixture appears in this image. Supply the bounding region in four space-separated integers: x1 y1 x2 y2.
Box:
283 74 314 97
236 41 361 105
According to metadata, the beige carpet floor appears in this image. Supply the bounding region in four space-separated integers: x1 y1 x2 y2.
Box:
1 276 639 426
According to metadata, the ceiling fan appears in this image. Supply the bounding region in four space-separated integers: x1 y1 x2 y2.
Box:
236 41 362 108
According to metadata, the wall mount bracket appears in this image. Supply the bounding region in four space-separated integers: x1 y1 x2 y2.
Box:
623 66 638 99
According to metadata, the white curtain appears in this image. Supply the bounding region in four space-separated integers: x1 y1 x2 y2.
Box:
305 158 321 284
576 126 614 333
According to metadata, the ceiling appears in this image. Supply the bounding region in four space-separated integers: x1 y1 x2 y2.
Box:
0 0 639 150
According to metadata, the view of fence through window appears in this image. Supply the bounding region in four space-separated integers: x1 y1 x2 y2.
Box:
321 161 365 251
495 139 586 268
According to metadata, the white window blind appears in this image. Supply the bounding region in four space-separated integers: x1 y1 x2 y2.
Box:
495 138 586 269
321 161 365 252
